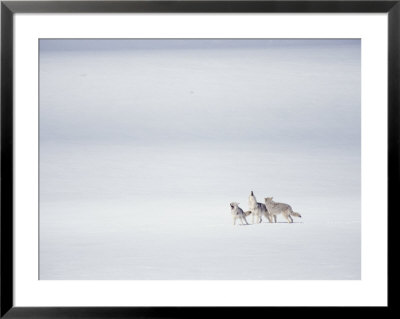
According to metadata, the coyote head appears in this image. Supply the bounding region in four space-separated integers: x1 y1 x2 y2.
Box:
230 202 239 209
249 191 256 203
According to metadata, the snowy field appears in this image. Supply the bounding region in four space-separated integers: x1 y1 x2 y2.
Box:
39 40 361 280
40 201 361 280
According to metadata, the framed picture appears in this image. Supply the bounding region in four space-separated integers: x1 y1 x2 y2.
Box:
1 0 394 317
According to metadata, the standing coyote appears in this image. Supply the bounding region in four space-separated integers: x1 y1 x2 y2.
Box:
264 197 302 223
248 191 272 224
229 202 249 225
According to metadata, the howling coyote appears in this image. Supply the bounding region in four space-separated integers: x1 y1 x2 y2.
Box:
264 197 301 223
229 202 249 225
248 191 272 224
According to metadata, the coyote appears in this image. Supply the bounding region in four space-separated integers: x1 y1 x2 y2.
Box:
229 202 249 225
264 197 301 223
248 191 272 224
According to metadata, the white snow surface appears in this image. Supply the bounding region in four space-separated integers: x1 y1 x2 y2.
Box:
40 196 360 280
39 40 360 280
39 143 360 280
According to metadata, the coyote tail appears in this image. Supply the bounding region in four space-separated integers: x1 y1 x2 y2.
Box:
291 212 302 218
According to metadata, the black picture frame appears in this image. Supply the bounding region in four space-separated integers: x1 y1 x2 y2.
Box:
1 1 395 317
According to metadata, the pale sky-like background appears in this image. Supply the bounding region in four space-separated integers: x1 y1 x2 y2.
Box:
40 39 360 149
